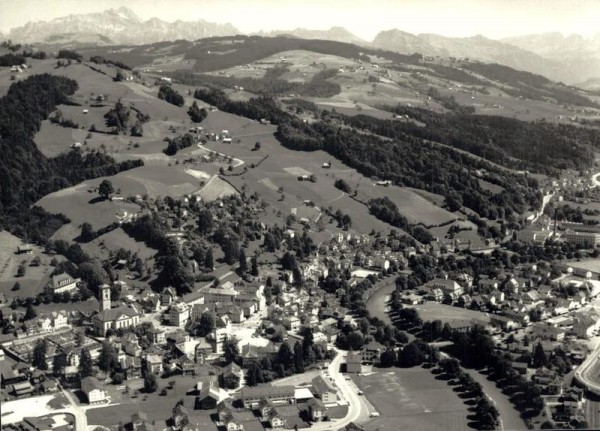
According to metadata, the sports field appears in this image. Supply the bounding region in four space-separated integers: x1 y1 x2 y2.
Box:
412 302 492 325
355 367 469 431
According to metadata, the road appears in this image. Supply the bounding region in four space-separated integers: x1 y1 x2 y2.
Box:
574 335 600 396
308 348 374 430
531 192 554 224
59 386 89 431
196 143 244 168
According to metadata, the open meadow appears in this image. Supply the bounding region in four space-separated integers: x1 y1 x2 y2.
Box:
355 367 470 431
0 231 60 299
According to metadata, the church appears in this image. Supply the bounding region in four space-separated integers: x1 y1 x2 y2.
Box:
92 284 140 336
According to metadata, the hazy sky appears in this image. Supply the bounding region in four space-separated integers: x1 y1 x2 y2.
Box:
1 0 599 40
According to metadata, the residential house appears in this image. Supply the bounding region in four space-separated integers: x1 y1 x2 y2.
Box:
161 287 177 307
195 339 213 364
282 315 301 332
212 316 232 354
346 351 362 373
573 311 600 338
196 381 221 410
227 306 244 324
179 355 196 376
240 385 296 408
120 356 142 380
220 362 243 389
172 405 190 430
50 310 69 328
362 341 384 363
489 315 517 331
47 273 79 294
531 323 566 342
306 398 327 422
122 333 142 356
169 302 190 327
81 376 107 404
146 355 163 375
148 326 166 345
311 375 338 404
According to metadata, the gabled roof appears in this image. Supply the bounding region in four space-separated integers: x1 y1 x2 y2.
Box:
199 382 221 401
240 385 295 399
94 306 139 322
311 375 336 395
81 376 103 394
223 362 242 376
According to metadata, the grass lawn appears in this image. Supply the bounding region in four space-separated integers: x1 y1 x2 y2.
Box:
411 302 492 325
0 231 63 299
354 366 469 431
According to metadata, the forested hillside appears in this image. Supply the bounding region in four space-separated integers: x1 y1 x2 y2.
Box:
0 74 143 242
174 67 341 97
346 106 598 174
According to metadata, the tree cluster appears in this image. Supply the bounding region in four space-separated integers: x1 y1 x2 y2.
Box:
158 85 184 107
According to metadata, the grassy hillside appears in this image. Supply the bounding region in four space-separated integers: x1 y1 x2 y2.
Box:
0 74 143 242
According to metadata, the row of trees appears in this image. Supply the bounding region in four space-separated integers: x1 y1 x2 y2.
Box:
158 85 184 107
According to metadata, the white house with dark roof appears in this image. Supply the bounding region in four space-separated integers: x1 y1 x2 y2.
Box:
81 376 107 403
311 375 338 404
47 273 79 294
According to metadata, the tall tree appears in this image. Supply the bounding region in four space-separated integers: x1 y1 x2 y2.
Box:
277 342 294 369
251 255 259 276
293 341 304 373
532 342 547 368
204 248 214 270
53 351 68 375
187 101 207 122
223 337 239 364
98 341 119 373
98 180 114 199
238 248 247 273
33 339 48 370
302 328 314 359
144 372 158 393
196 312 215 337
79 348 94 378
24 303 36 320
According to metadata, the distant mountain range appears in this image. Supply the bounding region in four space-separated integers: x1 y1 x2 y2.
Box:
4 7 600 84
6 7 239 46
256 27 365 45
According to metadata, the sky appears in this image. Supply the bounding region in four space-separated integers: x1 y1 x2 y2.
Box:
1 0 599 40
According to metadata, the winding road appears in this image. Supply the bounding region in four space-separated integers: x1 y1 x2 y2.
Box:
308 348 374 430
